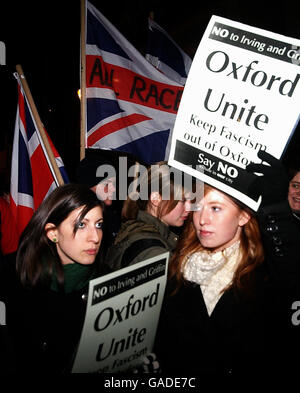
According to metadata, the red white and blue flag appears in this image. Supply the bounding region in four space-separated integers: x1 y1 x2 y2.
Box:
146 18 192 85
10 76 69 236
84 1 184 164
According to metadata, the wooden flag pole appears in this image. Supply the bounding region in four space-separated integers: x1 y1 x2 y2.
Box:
15 64 65 186
80 0 87 160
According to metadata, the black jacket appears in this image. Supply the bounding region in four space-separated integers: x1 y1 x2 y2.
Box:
154 201 300 377
105 211 178 270
9 283 88 373
1 257 111 374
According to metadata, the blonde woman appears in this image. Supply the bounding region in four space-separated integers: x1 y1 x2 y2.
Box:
105 162 192 270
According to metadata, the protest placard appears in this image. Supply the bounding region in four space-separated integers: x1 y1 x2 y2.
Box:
72 252 169 373
168 15 300 211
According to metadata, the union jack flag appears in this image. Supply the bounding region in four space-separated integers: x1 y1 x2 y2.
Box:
84 1 184 164
146 18 192 85
10 75 69 236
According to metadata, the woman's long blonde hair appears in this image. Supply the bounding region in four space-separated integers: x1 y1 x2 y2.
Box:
169 185 264 295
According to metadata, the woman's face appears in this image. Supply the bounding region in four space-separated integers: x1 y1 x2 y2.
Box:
288 171 300 213
193 188 250 252
46 205 103 265
161 198 191 227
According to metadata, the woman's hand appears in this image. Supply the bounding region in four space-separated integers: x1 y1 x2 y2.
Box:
246 150 289 208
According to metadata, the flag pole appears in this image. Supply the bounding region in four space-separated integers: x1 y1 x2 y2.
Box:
15 64 65 186
80 0 87 160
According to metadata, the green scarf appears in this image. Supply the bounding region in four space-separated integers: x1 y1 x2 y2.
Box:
51 263 95 294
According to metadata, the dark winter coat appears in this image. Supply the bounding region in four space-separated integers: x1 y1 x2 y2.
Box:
105 210 179 270
1 257 111 374
154 201 300 377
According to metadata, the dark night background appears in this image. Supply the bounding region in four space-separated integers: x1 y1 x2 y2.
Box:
0 0 300 188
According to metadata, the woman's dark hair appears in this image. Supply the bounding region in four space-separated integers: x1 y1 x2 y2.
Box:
16 183 103 288
288 165 300 181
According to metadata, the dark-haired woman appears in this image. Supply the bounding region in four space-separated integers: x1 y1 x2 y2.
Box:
5 184 108 373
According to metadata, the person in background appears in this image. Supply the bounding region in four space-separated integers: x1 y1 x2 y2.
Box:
154 151 300 377
4 184 107 373
287 165 300 227
105 162 192 270
76 155 121 257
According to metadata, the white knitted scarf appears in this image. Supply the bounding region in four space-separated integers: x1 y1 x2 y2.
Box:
183 241 241 316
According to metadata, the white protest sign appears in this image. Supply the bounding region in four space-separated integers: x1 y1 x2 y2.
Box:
168 16 300 211
72 252 169 373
